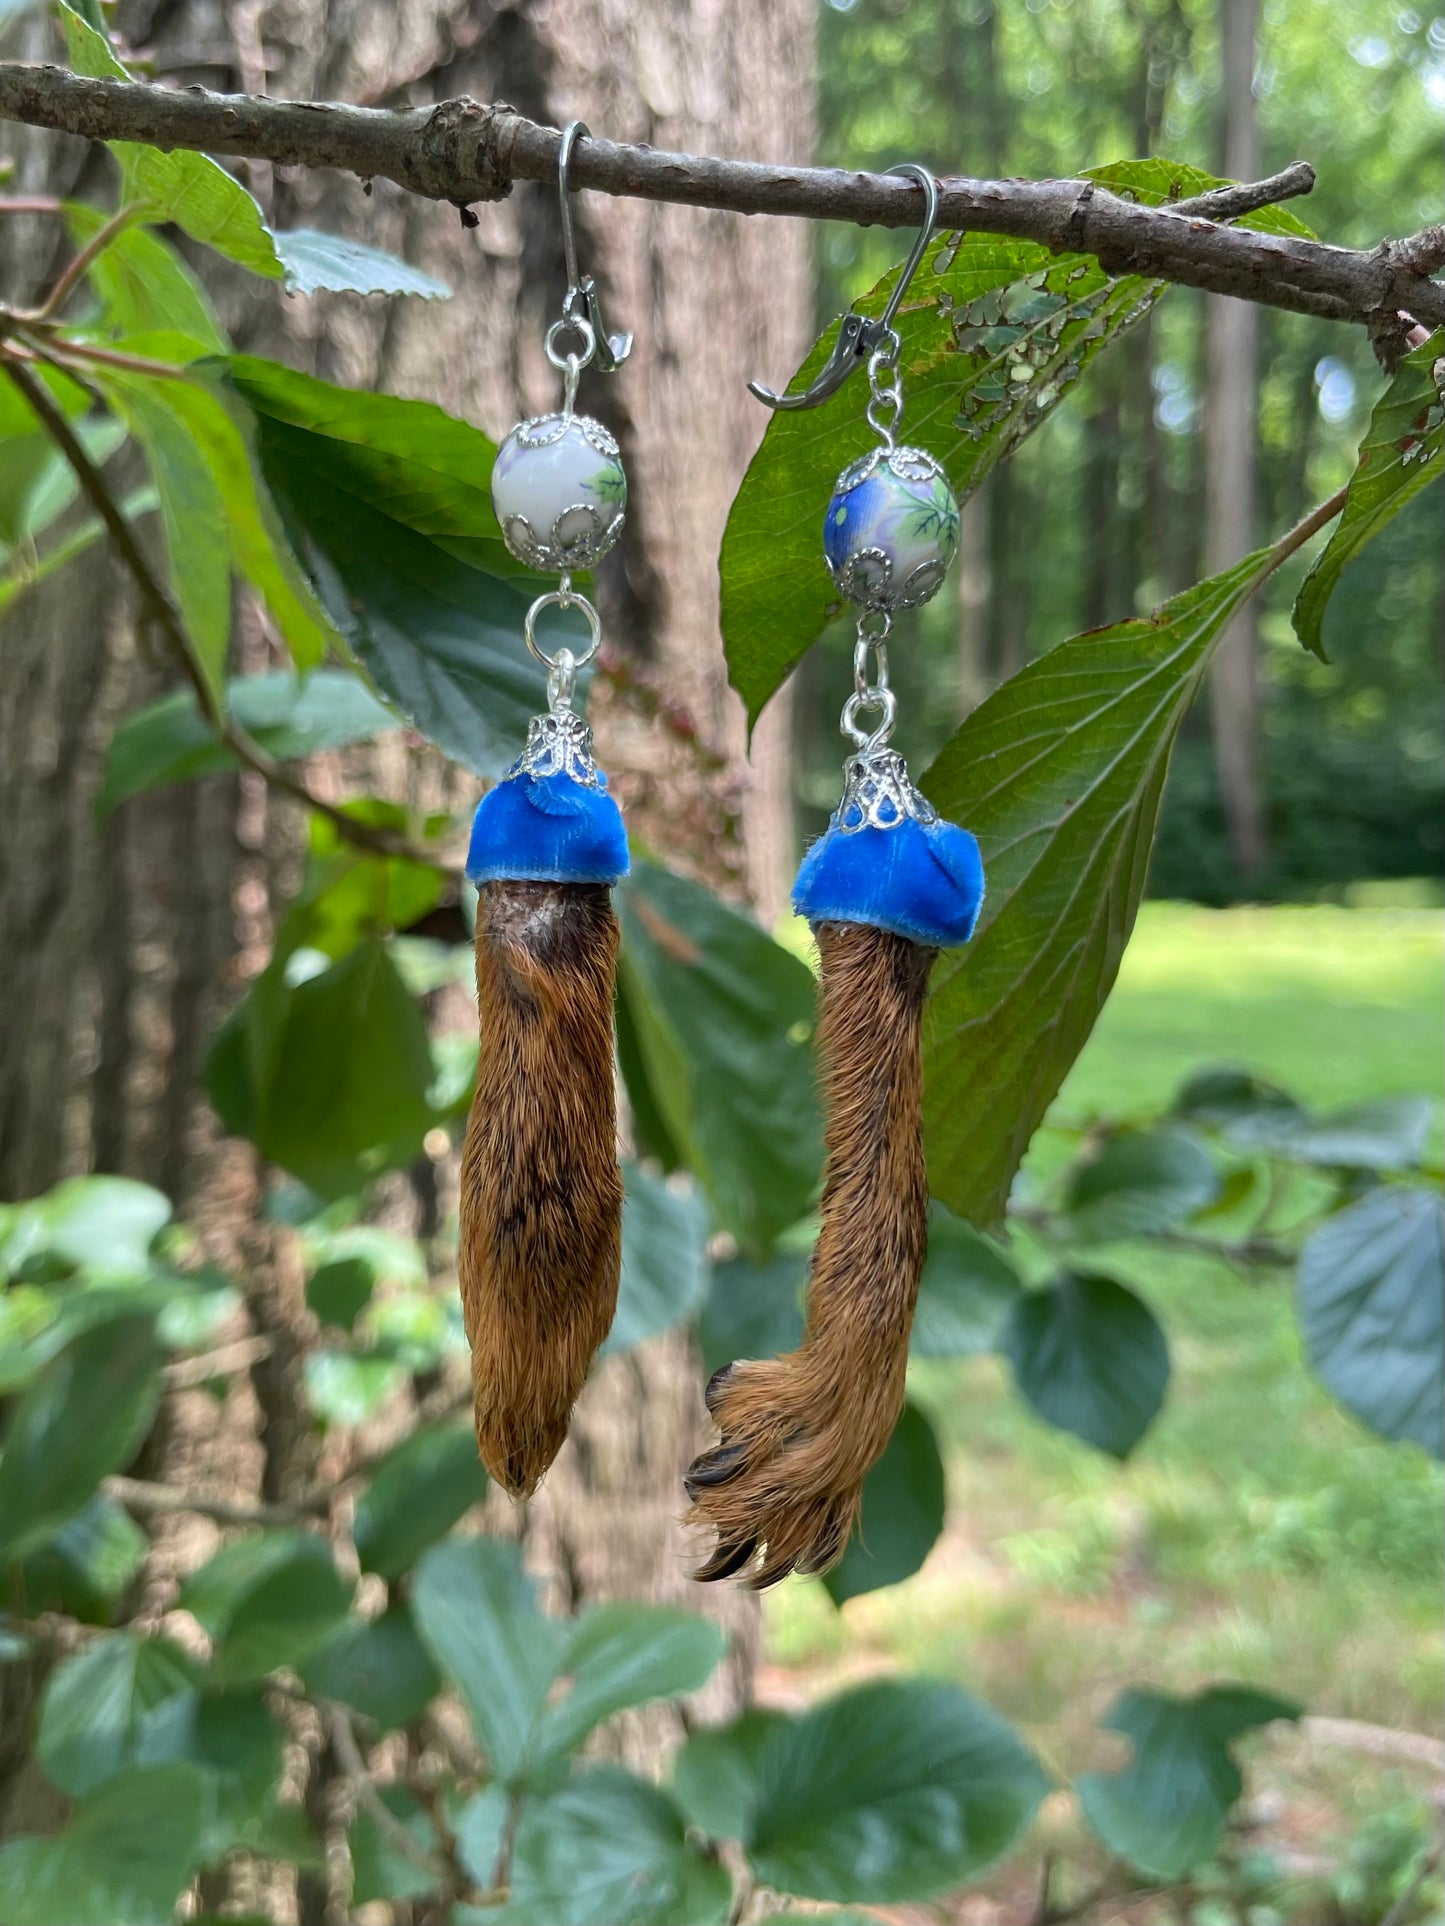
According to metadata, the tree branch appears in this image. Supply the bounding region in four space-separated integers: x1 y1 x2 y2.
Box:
1 65 1441 327
0 345 454 872
103 1472 316 1529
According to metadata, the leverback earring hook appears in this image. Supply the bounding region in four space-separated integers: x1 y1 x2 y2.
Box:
557 120 633 375
748 163 939 412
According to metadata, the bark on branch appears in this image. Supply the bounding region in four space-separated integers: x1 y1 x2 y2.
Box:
1 64 1443 328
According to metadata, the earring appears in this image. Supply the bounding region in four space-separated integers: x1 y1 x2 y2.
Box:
687 168 985 1586
459 123 634 1497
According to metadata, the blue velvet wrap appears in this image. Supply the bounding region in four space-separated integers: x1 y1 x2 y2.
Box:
793 814 984 948
466 768 630 887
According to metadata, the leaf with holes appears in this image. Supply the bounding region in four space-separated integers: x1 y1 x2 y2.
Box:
1294 333 1443 659
1297 1187 1444 1457
919 546 1275 1228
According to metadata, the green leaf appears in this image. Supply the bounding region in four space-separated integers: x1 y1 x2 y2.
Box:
531 1604 727 1772
207 938 437 1199
305 1255 376 1330
698 1250 807 1377
100 670 399 815
1171 1066 1301 1130
1297 1187 1444 1457
276 803 447 964
617 860 822 1255
274 229 451 299
353 1421 486 1578
228 355 549 775
1293 333 1443 658
136 1686 291 1859
0 1315 162 1559
824 1401 946 1604
910 1205 1022 1357
180 1530 353 1684
452 1784 510 1887
412 1537 560 1784
37 1633 197 1796
348 1784 440 1904
0 1763 207 1926
602 1165 711 1355
920 546 1274 1228
7 1493 147 1623
303 1350 406 1426
742 1679 1048 1900
299 1604 442 1732
28 1174 171 1272
58 8 282 278
0 490 156 623
1226 1096 1437 1170
1078 1684 1299 1878
0 411 125 550
1064 1127 1220 1241
671 1708 788 1839
1004 1272 1169 1459
479 1768 731 1926
64 202 227 351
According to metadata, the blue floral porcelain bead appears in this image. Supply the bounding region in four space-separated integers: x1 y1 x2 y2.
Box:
823 445 960 610
491 412 627 573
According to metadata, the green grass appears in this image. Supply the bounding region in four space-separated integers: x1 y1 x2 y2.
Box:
763 903 1445 1912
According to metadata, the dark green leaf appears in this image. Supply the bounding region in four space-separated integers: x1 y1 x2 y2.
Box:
910 1206 1022 1356
136 1687 290 1858
698 1250 807 1377
824 1402 946 1604
617 860 821 1255
353 1421 486 1578
228 356 550 775
1227 1096 1436 1170
1297 1187 1444 1457
207 938 436 1199
1171 1066 1300 1129
743 1679 1048 1900
480 1768 731 1926
58 9 282 278
413 1537 560 1783
1064 1128 1220 1241
1293 333 1443 658
100 670 399 815
531 1604 727 1771
64 202 227 351
1078 1684 1299 1878
305 1255 376 1331
671 1708 788 1839
1004 1272 1169 1459
274 229 451 299
7 1494 147 1623
602 1165 711 1355
300 1604 442 1732
180 1530 353 1684
0 1315 162 1560
348 1785 440 1904
921 547 1272 1228
0 1763 206 1926
37 1633 196 1795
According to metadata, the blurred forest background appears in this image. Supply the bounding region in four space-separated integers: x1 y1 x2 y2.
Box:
803 0 1444 904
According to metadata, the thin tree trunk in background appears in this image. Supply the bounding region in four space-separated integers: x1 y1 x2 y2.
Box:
1204 0 1267 877
954 0 1000 717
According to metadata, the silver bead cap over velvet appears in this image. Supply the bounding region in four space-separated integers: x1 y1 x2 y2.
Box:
507 708 607 789
834 746 937 834
491 412 628 573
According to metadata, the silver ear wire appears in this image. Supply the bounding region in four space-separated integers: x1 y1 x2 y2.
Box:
748 163 938 411
555 120 633 375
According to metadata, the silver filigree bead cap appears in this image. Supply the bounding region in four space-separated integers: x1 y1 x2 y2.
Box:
835 746 938 834
822 445 961 611
491 412 627 573
508 708 606 790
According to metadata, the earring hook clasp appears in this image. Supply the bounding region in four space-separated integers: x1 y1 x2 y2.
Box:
748 163 939 412
557 120 632 374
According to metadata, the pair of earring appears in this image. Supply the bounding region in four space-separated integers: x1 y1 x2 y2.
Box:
459 144 984 1590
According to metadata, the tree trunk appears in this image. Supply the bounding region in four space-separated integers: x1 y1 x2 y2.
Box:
1203 0 1267 878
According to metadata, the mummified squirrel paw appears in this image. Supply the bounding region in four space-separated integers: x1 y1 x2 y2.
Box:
684 1351 907 1588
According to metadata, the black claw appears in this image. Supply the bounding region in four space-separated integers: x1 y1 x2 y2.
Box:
684 1442 748 1492
703 1363 735 1415
694 1535 757 1583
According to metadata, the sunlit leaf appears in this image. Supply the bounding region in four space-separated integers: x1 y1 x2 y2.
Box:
274 229 451 299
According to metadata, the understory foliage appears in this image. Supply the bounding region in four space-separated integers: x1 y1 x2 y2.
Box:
0 5 1442 1921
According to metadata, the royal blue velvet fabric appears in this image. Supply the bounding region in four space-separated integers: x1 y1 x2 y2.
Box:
793 814 984 948
466 769 630 886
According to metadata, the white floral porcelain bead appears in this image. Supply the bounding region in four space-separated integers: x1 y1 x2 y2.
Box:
822 445 960 610
491 412 627 573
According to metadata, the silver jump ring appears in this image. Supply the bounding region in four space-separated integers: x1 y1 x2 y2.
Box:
524 588 603 674
545 313 597 374
841 685 898 752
